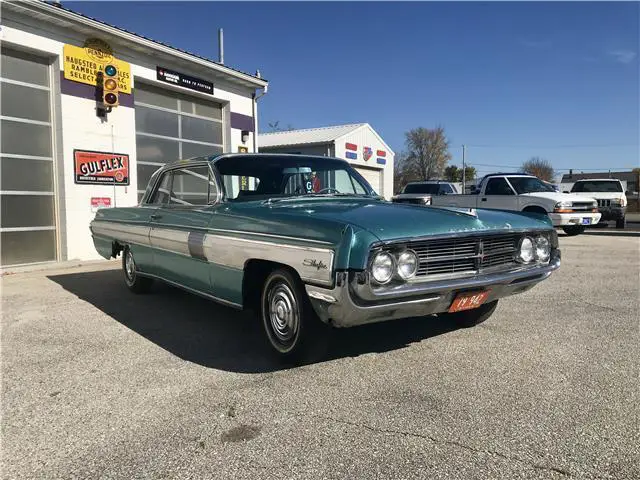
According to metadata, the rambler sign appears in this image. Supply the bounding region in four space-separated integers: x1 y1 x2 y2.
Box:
156 66 213 94
74 149 130 185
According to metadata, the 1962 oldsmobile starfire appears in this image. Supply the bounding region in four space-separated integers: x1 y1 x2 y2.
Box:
90 153 561 362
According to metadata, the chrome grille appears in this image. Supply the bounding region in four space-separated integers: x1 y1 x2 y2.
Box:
597 199 611 208
409 234 520 277
571 202 595 211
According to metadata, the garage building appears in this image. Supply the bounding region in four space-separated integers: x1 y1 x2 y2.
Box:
1 0 267 268
258 123 395 199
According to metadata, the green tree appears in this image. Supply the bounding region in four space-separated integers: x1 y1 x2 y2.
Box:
443 165 459 182
522 157 555 182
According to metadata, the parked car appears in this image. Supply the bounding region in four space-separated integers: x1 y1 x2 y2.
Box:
391 181 458 206
567 179 627 229
90 154 561 362
430 173 601 236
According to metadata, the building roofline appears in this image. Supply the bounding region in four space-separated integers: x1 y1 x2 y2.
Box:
333 123 395 156
9 0 268 89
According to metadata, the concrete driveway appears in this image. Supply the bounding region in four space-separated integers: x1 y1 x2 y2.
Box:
2 233 638 479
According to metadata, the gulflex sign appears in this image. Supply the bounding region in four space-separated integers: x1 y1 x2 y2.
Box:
74 150 130 185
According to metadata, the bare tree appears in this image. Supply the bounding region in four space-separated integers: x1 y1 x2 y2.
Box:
393 151 411 194
267 120 295 132
522 157 555 182
403 126 452 181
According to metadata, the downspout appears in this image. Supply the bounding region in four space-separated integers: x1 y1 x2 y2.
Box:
252 80 268 152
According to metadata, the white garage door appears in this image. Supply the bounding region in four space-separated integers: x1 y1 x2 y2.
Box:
355 167 382 195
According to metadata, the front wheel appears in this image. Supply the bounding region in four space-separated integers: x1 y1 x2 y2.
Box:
445 300 499 328
122 247 153 293
616 217 626 229
562 225 586 236
260 268 329 363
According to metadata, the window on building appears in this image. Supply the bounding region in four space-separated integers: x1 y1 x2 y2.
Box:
134 83 225 201
0 47 56 266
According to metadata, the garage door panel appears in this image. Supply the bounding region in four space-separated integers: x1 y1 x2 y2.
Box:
356 167 382 195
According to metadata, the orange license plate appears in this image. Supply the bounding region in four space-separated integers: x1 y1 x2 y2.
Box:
448 290 490 313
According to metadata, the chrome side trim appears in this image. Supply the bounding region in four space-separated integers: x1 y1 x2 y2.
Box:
207 228 334 246
90 221 151 246
136 271 242 309
202 234 335 286
149 227 190 256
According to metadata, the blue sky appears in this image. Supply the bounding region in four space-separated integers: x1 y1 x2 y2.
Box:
67 1 639 179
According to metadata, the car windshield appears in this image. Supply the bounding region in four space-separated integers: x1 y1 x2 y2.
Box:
213 155 375 201
571 181 623 193
507 176 557 194
403 184 442 194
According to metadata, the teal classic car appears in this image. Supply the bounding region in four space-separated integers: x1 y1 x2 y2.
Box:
90 153 561 362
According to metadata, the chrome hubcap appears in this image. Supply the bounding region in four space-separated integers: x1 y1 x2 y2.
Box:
125 251 135 281
268 283 299 345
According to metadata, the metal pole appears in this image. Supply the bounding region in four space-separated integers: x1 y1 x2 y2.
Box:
218 28 224 64
462 144 466 193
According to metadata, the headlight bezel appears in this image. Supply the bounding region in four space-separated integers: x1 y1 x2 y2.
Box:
517 233 553 264
370 251 396 284
396 249 419 280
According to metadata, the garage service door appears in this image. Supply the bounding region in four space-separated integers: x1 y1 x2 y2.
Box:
355 167 382 195
0 47 56 266
134 83 225 200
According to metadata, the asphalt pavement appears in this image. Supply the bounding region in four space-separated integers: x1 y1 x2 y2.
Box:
2 232 639 479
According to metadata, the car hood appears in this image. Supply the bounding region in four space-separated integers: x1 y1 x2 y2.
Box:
263 197 552 242
519 191 596 203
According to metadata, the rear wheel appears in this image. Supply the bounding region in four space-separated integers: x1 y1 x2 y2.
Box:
446 300 499 328
562 225 586 236
122 247 153 293
260 268 329 363
616 217 626 229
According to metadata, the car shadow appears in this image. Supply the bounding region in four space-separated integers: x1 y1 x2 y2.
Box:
48 269 459 374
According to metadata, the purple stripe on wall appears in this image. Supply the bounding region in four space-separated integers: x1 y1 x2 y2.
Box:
230 112 254 132
60 72 134 107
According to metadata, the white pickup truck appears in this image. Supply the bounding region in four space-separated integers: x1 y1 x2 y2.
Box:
430 173 601 236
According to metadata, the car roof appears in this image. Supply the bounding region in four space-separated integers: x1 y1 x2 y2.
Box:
161 152 352 169
573 178 622 182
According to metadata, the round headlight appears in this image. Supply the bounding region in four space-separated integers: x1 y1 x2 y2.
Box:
397 250 419 280
518 237 535 263
535 235 550 263
371 251 395 284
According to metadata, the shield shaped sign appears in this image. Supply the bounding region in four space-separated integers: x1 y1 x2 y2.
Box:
363 146 373 162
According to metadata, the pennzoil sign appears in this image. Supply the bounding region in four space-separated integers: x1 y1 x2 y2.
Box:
63 39 131 94
74 149 129 185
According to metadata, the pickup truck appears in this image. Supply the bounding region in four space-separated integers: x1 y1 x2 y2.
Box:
430 173 601 236
567 179 627 229
391 181 458 206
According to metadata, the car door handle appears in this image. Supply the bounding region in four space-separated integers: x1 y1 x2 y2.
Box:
150 214 162 220
481 198 487 202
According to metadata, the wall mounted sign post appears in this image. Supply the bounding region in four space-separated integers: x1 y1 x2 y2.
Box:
156 66 213 94
74 149 130 185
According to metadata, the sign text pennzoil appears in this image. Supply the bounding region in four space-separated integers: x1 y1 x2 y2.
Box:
63 43 131 94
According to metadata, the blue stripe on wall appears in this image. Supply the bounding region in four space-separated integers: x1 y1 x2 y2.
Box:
376 157 386 165
345 151 357 160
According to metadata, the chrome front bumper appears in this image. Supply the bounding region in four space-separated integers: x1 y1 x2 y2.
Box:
306 250 561 328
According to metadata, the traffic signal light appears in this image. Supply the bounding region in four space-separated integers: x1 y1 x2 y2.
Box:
102 64 119 108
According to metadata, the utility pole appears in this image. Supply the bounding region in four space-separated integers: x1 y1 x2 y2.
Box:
462 144 466 193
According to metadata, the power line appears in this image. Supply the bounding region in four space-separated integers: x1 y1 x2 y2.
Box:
457 143 639 149
468 162 635 171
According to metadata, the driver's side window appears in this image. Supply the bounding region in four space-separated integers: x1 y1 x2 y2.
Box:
148 165 217 206
148 171 172 205
485 178 514 195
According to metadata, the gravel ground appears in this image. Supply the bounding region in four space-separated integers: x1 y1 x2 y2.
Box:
2 232 639 479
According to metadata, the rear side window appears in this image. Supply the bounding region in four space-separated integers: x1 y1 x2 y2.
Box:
403 184 439 194
147 165 218 206
485 178 514 195
571 181 622 193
